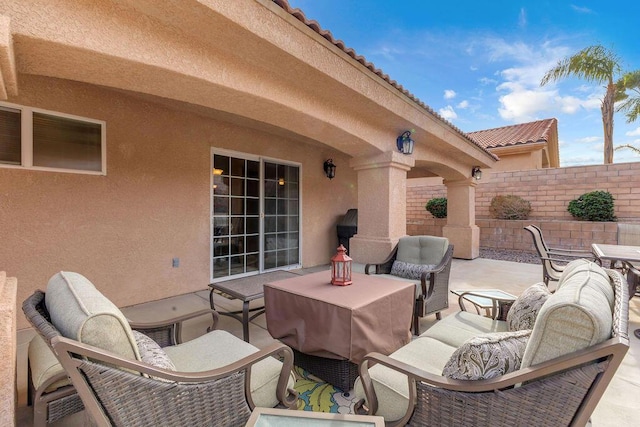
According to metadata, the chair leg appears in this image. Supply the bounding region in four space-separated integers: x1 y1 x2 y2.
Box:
413 315 420 336
436 312 442 320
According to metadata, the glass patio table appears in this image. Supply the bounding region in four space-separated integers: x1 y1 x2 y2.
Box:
245 407 384 426
451 289 517 320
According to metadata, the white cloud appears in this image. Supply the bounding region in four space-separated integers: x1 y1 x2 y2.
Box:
498 89 554 121
576 136 601 143
439 105 458 120
571 4 595 14
479 77 498 85
470 66 478 71
626 127 640 137
444 89 456 99
518 8 527 28
457 100 469 109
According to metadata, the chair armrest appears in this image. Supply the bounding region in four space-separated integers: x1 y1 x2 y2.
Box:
365 244 399 275
129 308 219 346
419 245 454 299
548 248 596 261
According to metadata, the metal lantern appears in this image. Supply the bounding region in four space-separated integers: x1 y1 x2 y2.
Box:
331 244 353 286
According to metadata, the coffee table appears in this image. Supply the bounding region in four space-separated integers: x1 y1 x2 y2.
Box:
208 271 297 342
264 271 414 390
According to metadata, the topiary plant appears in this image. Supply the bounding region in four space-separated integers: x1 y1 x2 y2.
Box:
567 190 616 221
489 195 532 220
425 197 447 218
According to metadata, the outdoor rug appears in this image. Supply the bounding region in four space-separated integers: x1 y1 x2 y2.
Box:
293 366 358 414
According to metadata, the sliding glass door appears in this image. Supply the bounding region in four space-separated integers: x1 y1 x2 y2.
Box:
211 152 300 280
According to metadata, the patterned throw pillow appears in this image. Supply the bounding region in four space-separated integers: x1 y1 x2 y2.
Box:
390 260 435 280
132 330 176 372
507 283 551 331
442 330 531 380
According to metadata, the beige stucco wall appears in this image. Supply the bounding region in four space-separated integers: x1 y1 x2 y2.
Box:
0 272 17 426
488 149 543 172
0 75 357 330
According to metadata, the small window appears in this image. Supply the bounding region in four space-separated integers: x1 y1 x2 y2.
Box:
0 106 21 165
33 112 102 172
0 102 105 174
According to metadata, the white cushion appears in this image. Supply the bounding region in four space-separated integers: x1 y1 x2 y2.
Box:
45 271 141 361
522 262 613 368
163 330 295 408
395 236 448 266
28 334 70 393
442 330 531 380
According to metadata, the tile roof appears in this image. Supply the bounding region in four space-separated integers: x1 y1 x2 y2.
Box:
272 0 497 160
467 118 558 150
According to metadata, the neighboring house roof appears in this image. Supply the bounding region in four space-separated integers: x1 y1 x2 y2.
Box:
272 0 498 161
467 118 560 168
467 118 557 149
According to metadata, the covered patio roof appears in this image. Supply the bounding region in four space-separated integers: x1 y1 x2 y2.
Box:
0 0 496 180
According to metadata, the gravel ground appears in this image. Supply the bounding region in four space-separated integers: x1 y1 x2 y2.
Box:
479 248 540 264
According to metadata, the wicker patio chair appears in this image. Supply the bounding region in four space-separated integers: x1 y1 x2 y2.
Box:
23 272 297 427
355 267 630 427
524 224 595 285
365 235 454 335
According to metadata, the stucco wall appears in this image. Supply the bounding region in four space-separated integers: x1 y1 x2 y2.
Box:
1 75 357 330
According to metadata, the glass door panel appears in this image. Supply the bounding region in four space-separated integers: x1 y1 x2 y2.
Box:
212 153 299 280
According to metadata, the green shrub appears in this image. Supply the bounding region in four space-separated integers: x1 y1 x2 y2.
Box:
489 195 531 220
567 191 616 221
425 197 447 218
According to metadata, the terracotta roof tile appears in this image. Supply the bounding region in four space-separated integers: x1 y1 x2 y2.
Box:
467 118 557 149
272 0 497 160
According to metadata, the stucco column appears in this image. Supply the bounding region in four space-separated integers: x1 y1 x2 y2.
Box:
348 151 414 263
442 178 479 259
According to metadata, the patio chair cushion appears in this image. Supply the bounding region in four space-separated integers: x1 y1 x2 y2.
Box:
442 330 531 380
390 260 436 280
395 236 449 266
132 330 176 372
163 329 295 408
354 311 508 421
28 334 70 393
507 283 551 331
45 271 141 361
521 261 614 368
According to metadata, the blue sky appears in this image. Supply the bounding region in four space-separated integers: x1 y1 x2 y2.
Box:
287 0 640 166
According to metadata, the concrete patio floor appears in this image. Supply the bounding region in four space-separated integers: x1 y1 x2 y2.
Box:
15 258 640 426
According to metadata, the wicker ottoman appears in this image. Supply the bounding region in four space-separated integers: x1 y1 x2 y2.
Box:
293 349 358 391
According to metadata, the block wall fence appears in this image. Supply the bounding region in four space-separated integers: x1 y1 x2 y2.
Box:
407 162 640 252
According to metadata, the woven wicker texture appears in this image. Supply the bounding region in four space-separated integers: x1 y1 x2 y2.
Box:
80 360 251 427
23 292 86 424
410 361 606 426
293 349 358 391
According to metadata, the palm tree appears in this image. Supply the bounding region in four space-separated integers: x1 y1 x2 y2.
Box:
616 70 640 124
541 45 623 164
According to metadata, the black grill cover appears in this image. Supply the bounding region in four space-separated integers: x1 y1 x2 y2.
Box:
337 209 358 254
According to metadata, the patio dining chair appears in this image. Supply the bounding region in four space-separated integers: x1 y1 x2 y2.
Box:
23 271 297 427
524 225 595 285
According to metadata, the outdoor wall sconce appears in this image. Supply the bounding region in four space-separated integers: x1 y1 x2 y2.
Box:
323 159 336 179
472 166 482 180
396 130 415 155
